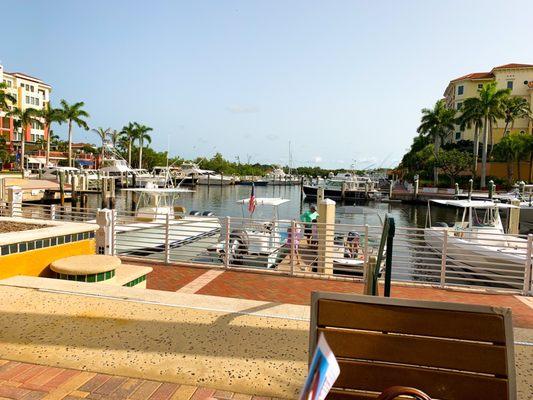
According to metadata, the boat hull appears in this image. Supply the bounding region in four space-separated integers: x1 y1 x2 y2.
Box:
302 184 371 201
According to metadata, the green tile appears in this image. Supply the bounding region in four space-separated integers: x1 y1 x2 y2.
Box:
51 237 57 246
1 245 9 255
87 274 96 283
19 242 27 252
58 236 64 245
65 235 72 243
9 244 17 254
67 275 75 281
28 241 35 250
36 240 43 249
76 275 85 282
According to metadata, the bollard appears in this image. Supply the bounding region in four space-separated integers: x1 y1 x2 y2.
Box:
414 178 419 198
468 179 473 201
488 180 494 200
96 208 115 255
389 180 394 199
109 178 116 209
454 183 459 197
71 175 78 208
59 171 65 206
508 199 521 235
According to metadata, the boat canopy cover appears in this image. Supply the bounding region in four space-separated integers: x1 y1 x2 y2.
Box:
430 199 518 209
237 197 290 206
121 188 193 193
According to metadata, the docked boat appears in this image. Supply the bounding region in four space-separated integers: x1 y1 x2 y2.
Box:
302 172 378 201
196 171 237 185
265 168 300 186
424 199 529 289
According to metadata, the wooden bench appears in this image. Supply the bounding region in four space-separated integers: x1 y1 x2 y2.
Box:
309 292 516 400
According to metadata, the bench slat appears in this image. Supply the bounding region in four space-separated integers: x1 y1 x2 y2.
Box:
335 360 508 400
317 299 506 343
318 328 507 375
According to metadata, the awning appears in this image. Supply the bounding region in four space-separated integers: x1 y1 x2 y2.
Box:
77 160 94 166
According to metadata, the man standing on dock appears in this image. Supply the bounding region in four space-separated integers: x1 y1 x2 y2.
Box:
300 205 319 241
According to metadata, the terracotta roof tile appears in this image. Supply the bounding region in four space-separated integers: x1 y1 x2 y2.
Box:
450 72 494 82
492 63 533 70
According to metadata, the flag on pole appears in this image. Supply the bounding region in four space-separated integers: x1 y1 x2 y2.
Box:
248 183 256 214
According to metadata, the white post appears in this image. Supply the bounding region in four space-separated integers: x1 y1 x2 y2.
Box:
7 186 22 218
164 213 170 264
96 208 114 255
524 234 532 295
440 229 448 287
290 220 296 275
49 204 56 220
224 216 231 268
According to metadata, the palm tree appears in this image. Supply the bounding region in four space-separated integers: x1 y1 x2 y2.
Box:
39 105 65 166
59 100 90 167
92 127 111 163
133 123 153 169
109 129 121 148
0 82 16 112
457 97 484 175
501 97 532 137
6 107 39 176
475 83 510 188
417 99 456 186
120 122 137 166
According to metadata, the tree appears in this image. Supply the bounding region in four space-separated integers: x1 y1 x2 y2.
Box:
109 129 121 147
0 135 11 168
417 99 456 186
0 82 16 113
39 105 65 166
475 82 510 188
457 97 484 175
92 127 111 163
501 96 531 137
492 133 528 183
120 122 137 166
437 149 473 185
134 123 152 169
6 107 39 176
59 100 90 167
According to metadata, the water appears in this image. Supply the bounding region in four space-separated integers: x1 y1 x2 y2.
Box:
82 184 456 227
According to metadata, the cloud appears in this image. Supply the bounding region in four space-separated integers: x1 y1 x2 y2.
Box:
314 156 322 163
266 134 278 141
227 105 259 114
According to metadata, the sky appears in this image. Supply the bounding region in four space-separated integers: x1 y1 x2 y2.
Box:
2 0 533 169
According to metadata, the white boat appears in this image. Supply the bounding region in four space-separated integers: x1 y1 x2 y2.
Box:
265 168 300 185
424 199 529 288
196 171 236 185
209 197 290 268
39 166 80 180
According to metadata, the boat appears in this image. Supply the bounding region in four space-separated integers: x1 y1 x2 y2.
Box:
303 172 378 201
196 171 237 185
265 168 300 186
208 197 290 268
424 199 529 288
99 142 135 185
238 177 268 186
39 166 80 180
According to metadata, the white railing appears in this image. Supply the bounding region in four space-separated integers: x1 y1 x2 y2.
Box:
1 202 532 295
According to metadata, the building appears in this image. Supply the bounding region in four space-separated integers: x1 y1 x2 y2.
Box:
443 63 533 143
0 63 52 153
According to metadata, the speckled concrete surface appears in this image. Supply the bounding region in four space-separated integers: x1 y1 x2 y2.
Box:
514 328 533 400
0 284 308 399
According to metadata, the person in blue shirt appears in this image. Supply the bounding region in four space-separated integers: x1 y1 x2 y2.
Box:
300 205 319 241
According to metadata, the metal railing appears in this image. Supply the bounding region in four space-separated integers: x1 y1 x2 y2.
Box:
1 202 531 295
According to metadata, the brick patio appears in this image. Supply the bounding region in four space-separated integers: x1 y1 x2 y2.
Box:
142 263 533 328
0 359 267 400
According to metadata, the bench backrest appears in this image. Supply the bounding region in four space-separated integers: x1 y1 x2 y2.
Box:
309 292 515 400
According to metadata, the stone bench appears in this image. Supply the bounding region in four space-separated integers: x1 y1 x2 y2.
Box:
50 255 152 288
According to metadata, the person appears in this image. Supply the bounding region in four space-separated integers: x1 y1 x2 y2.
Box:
344 231 360 259
300 205 319 241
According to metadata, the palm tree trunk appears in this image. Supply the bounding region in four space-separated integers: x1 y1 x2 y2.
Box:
473 124 480 175
502 120 510 137
128 139 132 166
139 137 143 169
45 124 50 167
488 120 494 160
481 116 489 188
433 136 440 186
101 139 105 168
517 153 522 181
67 120 73 167
20 126 26 178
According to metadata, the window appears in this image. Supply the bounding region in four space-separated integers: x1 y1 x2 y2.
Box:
30 86 34 92
507 81 513 90
35 98 39 106
457 85 464 95
455 132 461 140
478 83 483 89
26 96 30 103
456 102 463 110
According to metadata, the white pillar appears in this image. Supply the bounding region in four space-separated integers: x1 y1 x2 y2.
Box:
7 186 23 217
317 198 336 275
96 208 116 255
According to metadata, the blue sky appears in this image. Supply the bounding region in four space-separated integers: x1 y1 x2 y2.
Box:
2 0 532 168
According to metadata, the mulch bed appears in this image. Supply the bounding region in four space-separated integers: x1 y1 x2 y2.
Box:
0 221 48 234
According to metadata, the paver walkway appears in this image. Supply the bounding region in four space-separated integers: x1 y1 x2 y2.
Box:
0 359 266 400
144 263 533 328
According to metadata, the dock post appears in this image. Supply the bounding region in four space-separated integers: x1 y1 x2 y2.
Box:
363 256 377 295
524 234 532 295
220 173 223 186
49 204 56 220
341 182 346 200
317 198 336 275
71 175 78 208
468 179 473 201
317 187 325 203
508 199 521 235
100 178 107 209
109 178 116 209
454 183 459 198
96 208 115 255
164 213 170 264
59 171 65 206
38 169 42 180
207 174 210 186
488 180 494 200
414 177 419 199
389 180 394 199
519 181 526 197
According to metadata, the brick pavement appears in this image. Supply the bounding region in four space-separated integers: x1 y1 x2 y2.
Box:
0 360 268 400
138 264 533 328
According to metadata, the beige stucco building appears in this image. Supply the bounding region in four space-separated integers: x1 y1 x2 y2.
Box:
443 63 533 143
0 64 52 145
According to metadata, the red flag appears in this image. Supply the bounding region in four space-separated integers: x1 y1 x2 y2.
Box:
248 184 256 214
